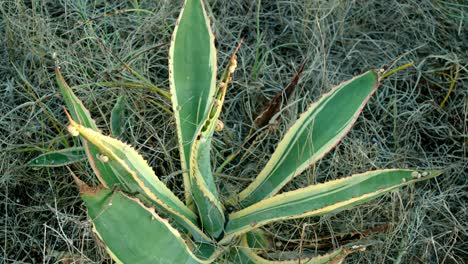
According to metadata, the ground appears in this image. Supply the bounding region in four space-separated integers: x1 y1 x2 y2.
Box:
0 0 466 263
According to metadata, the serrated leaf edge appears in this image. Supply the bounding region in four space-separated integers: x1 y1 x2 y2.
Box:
223 169 442 240
233 70 380 207
237 234 366 264
56 66 113 187
66 118 216 244
168 0 218 207
87 190 210 264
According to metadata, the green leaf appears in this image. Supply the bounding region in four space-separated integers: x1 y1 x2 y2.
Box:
27 147 86 167
192 242 225 262
188 34 241 239
169 0 217 206
188 83 228 238
81 188 207 264
67 118 212 243
56 66 119 187
223 169 442 241
110 95 126 138
245 229 271 252
231 70 381 207
190 132 226 238
228 234 366 264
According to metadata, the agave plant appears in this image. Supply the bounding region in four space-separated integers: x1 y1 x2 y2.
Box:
35 0 441 263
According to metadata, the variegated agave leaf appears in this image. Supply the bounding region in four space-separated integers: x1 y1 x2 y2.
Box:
66 116 212 243
231 70 381 208
169 0 217 207
223 169 441 241
189 38 241 239
79 186 210 264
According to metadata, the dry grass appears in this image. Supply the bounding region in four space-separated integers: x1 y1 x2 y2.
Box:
0 0 466 263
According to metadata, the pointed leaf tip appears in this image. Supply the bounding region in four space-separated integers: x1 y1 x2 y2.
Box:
224 169 442 240
233 70 380 207
27 147 86 167
170 0 218 206
65 166 100 194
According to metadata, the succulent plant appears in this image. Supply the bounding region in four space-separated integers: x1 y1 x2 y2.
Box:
32 0 441 263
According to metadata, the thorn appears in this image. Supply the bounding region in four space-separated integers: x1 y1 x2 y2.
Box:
63 107 73 122
66 166 91 193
